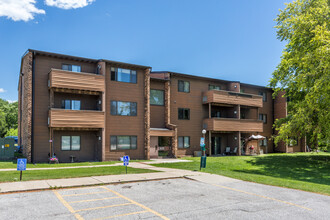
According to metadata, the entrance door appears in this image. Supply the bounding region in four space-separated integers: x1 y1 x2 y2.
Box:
211 137 221 155
150 137 159 159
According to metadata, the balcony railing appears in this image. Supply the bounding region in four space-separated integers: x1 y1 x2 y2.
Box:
49 109 105 128
203 118 263 132
49 69 105 92
203 90 263 107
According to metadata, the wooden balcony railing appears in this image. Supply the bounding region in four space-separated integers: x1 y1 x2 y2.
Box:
203 90 263 107
49 69 105 92
49 109 105 128
203 118 263 132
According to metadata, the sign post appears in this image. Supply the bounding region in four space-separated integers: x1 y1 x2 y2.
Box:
17 158 27 181
123 155 130 174
200 130 207 170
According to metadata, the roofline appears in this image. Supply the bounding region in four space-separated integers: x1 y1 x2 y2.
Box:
28 49 98 63
99 59 151 69
28 49 151 69
151 71 271 90
240 82 272 90
152 71 231 84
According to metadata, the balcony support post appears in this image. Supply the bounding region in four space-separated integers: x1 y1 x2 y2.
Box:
209 130 212 156
238 104 241 119
257 107 260 120
238 131 241 156
209 103 211 118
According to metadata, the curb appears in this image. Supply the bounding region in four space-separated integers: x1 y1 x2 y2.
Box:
0 176 184 195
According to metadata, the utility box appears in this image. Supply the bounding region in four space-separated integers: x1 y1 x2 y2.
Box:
0 138 15 160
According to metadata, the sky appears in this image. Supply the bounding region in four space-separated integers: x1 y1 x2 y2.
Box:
0 0 290 102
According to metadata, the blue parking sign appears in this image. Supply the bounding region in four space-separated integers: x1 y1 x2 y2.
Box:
123 155 130 166
17 158 27 171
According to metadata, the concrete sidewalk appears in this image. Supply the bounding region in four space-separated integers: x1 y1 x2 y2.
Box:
0 162 202 193
0 158 191 172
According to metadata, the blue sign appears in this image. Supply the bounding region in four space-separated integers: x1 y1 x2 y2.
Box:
123 155 130 166
17 158 27 171
200 137 205 147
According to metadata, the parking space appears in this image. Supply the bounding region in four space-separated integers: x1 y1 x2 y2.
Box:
53 185 168 220
0 178 329 220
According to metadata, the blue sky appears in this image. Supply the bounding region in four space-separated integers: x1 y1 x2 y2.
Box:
0 0 289 102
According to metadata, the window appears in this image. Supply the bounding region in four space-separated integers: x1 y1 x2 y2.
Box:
178 136 190 148
259 114 267 124
178 108 190 120
150 89 164 106
209 85 221 90
61 136 80 151
110 136 137 150
111 67 137 83
62 64 81 72
259 91 267 102
61 100 81 110
111 101 137 116
259 138 268 146
178 80 190 93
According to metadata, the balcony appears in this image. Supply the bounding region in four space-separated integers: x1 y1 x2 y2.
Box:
49 109 105 128
203 90 263 108
203 118 263 132
49 69 105 92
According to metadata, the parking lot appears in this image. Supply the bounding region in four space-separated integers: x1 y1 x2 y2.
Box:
0 178 329 220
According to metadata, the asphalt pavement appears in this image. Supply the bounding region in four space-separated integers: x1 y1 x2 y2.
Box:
0 178 329 220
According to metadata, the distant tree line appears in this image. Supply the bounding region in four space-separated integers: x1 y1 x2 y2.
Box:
0 98 18 138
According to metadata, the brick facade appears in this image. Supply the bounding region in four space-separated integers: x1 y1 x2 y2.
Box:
18 52 33 162
17 50 307 162
144 68 151 159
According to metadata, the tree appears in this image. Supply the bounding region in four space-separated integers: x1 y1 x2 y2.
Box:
0 99 18 138
5 128 18 137
0 110 6 137
270 0 330 150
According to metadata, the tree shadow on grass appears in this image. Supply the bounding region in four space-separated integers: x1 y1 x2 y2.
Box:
233 154 330 185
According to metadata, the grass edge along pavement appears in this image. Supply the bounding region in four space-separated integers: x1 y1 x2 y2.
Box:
152 153 330 195
0 166 158 182
0 160 151 169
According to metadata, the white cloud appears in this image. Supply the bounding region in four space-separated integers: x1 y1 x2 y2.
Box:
0 88 6 93
7 100 17 103
44 0 95 9
0 0 45 21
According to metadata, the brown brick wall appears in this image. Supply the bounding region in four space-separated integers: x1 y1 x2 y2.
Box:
18 52 33 162
274 91 287 152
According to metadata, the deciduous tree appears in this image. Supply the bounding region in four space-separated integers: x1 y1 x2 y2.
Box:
270 0 330 150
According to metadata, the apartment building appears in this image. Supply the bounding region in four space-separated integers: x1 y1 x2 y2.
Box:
18 50 306 163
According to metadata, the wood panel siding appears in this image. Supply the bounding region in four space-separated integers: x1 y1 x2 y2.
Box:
150 129 175 136
49 69 105 92
203 118 263 132
203 90 263 108
49 109 105 128
105 64 147 160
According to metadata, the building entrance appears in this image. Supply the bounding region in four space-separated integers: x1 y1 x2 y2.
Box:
211 137 221 155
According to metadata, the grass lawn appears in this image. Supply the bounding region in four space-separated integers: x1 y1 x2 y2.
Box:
152 152 330 195
0 166 157 182
0 160 150 169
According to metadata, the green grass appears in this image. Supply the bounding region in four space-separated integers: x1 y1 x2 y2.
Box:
0 160 150 169
0 166 157 182
153 152 330 195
